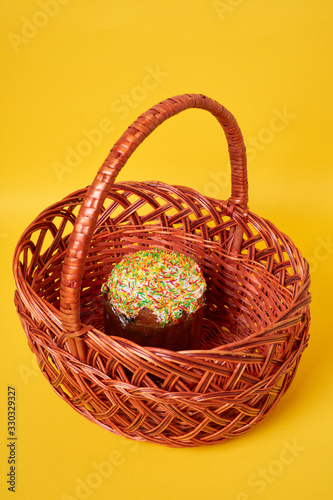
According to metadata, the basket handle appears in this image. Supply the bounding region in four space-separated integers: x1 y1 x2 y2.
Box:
60 93 248 361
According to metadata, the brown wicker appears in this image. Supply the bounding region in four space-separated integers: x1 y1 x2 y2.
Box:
13 94 311 447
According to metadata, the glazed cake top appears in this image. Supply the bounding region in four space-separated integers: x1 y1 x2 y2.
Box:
101 248 206 325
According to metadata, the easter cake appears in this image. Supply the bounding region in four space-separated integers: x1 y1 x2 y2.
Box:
101 248 206 350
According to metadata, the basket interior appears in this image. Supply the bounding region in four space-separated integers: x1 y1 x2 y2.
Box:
15 181 308 380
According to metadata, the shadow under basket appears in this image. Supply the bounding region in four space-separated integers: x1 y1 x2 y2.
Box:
13 94 311 447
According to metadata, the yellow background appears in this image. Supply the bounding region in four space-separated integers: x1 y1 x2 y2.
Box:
1 1 333 498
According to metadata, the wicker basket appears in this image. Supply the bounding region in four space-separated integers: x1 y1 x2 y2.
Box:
13 94 311 447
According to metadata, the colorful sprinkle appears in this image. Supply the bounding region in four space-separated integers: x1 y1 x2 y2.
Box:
101 248 206 325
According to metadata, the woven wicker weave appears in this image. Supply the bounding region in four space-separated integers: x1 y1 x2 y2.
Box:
13 94 311 447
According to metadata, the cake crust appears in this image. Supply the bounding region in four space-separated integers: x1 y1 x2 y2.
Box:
103 293 204 350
